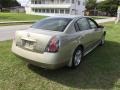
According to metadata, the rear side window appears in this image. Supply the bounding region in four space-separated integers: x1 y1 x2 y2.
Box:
32 18 72 32
76 18 90 31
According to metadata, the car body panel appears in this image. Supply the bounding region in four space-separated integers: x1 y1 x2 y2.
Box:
15 29 64 53
12 16 105 69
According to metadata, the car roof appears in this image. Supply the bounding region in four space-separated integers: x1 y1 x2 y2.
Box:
49 15 88 19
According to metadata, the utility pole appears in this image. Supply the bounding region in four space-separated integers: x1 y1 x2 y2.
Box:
115 0 120 24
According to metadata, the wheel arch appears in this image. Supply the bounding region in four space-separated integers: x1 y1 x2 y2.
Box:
67 44 84 67
76 44 84 53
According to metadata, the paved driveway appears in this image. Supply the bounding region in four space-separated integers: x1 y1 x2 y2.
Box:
0 25 31 41
95 17 115 24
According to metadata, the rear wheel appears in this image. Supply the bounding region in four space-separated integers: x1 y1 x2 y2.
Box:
71 47 83 68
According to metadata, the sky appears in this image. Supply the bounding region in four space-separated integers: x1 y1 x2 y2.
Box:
17 0 104 6
17 0 29 6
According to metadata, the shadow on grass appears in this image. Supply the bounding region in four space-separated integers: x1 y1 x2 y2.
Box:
28 41 120 90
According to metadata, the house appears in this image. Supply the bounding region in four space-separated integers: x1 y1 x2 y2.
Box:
10 6 25 13
25 0 86 16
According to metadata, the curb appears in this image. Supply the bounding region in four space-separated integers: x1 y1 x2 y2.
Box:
0 20 36 24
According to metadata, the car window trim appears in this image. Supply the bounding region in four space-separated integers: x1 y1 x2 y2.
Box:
61 19 73 32
74 21 80 32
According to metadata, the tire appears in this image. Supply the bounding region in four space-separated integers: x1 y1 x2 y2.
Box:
71 47 83 68
99 35 105 46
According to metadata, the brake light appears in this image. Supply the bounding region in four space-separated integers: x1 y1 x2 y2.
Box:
46 36 60 53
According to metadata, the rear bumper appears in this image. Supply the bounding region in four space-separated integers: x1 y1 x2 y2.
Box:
25 59 66 69
12 43 67 69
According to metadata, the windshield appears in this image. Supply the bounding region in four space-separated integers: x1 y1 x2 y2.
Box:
32 18 72 32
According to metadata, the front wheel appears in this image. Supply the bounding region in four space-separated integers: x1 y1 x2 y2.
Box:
99 35 105 46
71 48 83 68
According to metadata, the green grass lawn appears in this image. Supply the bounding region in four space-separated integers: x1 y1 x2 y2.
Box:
0 23 33 26
0 13 108 22
0 13 46 21
0 22 120 90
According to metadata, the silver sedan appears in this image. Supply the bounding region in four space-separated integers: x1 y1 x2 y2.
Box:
12 16 106 69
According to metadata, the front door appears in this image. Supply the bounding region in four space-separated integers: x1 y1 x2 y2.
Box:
87 18 103 43
74 18 96 51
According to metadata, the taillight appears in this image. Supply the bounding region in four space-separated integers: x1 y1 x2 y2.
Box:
46 36 60 53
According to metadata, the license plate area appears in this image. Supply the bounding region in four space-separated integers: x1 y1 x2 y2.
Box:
22 40 35 50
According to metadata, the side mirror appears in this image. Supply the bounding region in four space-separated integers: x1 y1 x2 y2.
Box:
98 25 104 29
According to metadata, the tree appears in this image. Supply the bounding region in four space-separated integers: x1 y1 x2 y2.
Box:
97 0 120 16
86 0 97 15
0 4 2 11
86 0 97 10
0 0 19 8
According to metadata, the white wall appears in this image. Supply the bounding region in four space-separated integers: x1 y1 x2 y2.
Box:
25 0 85 16
70 0 85 16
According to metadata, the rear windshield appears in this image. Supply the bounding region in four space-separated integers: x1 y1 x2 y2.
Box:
32 18 72 32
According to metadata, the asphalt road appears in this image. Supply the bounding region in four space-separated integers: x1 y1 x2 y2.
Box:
0 24 31 41
0 17 115 41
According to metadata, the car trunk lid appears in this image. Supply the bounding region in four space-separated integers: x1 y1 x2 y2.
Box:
15 28 63 53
